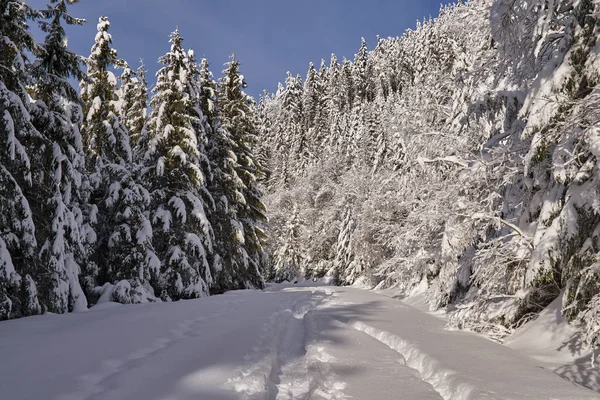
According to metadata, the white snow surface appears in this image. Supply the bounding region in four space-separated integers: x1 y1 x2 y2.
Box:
1 284 598 400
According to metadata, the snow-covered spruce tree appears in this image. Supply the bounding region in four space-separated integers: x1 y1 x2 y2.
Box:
280 72 306 177
302 61 330 165
81 16 157 304
199 58 248 293
144 30 214 300
217 55 267 289
332 207 356 285
273 204 304 282
80 16 131 167
28 0 89 313
117 61 148 148
0 0 44 320
512 0 600 348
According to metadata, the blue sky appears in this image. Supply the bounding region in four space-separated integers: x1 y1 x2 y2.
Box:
25 0 446 99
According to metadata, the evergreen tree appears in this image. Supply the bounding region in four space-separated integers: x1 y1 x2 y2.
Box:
118 61 148 149
341 58 355 111
333 207 356 285
145 30 214 300
200 58 248 293
80 16 131 167
29 0 89 313
217 55 267 289
303 62 318 130
353 37 370 102
312 59 330 156
273 205 304 282
102 163 159 304
0 0 43 319
81 17 155 304
282 72 307 173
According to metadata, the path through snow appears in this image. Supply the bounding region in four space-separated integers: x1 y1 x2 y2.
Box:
0 284 598 400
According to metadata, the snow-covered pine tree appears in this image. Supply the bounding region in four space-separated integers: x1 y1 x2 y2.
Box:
144 30 214 300
302 61 329 163
312 59 331 158
29 0 89 313
281 72 306 175
341 58 355 112
217 55 267 289
101 163 159 304
80 16 131 167
353 37 370 103
81 16 156 304
0 0 44 319
117 61 148 149
333 207 356 285
303 62 318 131
273 205 304 282
199 58 248 293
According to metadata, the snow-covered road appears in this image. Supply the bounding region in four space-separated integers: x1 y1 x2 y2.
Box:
1 284 598 400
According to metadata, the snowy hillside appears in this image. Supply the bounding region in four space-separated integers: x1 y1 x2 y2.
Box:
1 284 599 400
259 0 600 350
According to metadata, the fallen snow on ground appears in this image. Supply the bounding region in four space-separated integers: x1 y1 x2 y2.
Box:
1 283 599 400
505 294 600 392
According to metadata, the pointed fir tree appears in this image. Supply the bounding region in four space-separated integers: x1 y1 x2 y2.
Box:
281 72 307 174
273 204 304 282
80 16 131 167
332 207 356 285
117 60 148 149
81 17 156 304
0 0 44 319
341 57 355 111
199 58 248 293
217 55 267 289
145 30 214 300
28 0 89 313
354 37 370 102
303 62 318 130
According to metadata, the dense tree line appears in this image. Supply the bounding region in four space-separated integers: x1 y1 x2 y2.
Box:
259 0 600 348
0 0 266 320
4 0 600 355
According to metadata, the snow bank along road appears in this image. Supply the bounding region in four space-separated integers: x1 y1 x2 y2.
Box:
1 285 598 400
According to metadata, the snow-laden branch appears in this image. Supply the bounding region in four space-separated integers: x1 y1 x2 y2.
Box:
470 212 534 247
416 155 468 168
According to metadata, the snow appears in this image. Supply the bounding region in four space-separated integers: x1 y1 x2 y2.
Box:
0 236 16 278
136 219 153 245
156 156 166 176
168 195 187 223
169 145 188 164
153 206 172 231
185 233 206 258
505 293 600 392
1 284 598 400
65 253 88 312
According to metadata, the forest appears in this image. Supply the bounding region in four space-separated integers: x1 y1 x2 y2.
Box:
3 0 600 352
0 0 266 318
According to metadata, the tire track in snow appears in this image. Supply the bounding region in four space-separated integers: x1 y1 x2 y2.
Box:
229 289 344 400
227 292 313 399
274 293 346 400
56 299 243 400
339 319 480 400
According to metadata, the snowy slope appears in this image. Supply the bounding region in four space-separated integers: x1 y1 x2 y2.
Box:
505 295 600 392
1 285 599 400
